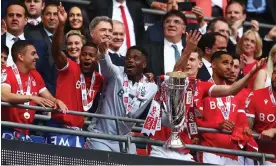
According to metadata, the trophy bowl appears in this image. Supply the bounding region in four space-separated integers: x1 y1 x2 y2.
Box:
163 71 188 149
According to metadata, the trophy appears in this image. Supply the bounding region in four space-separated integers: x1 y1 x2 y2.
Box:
163 71 188 149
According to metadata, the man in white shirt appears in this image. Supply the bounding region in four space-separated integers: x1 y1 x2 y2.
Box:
197 32 227 81
24 0 45 26
144 10 186 77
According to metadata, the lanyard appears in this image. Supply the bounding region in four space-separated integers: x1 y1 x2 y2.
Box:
269 86 276 107
80 72 95 111
123 73 146 114
11 64 32 107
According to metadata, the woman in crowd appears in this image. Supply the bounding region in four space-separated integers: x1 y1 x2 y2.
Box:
254 44 276 90
65 30 86 63
236 29 263 90
64 6 90 40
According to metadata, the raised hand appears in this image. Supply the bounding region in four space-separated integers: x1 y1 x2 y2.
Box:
239 54 247 70
57 2 67 25
151 1 167 11
1 19 7 35
98 40 109 56
183 30 202 55
250 20 259 32
192 6 205 27
267 26 276 40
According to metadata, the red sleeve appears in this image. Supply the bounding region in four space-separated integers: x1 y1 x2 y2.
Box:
1 67 12 88
31 70 46 93
245 92 256 119
58 58 75 75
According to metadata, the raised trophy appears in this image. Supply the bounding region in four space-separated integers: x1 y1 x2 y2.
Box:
163 71 189 149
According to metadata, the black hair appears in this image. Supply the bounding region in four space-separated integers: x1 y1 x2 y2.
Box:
162 10 187 26
198 32 227 54
206 16 229 32
5 1 27 17
211 51 232 62
11 40 34 62
127 46 148 58
64 5 91 41
41 1 59 15
1 44 9 55
82 42 98 50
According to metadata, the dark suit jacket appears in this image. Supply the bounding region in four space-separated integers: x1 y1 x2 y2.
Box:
2 33 56 95
109 52 125 67
197 64 211 81
88 0 145 45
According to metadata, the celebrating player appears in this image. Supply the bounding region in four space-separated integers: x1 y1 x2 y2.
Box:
197 51 256 165
1 40 67 141
86 41 158 154
47 3 103 148
246 62 276 165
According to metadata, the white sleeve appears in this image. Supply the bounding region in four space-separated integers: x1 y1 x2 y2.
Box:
127 83 158 119
198 23 207 35
99 53 121 79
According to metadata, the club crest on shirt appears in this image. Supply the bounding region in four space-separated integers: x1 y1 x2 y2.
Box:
1 73 7 83
32 80 36 86
76 80 81 89
264 99 268 105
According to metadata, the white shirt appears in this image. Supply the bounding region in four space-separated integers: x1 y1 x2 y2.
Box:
163 38 183 74
5 32 25 66
212 0 223 8
112 0 136 57
44 27 53 42
108 48 121 56
27 16 41 26
230 27 243 44
202 58 213 76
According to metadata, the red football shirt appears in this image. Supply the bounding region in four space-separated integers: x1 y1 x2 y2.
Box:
1 67 46 134
150 80 215 153
198 89 250 160
246 87 276 162
52 59 103 127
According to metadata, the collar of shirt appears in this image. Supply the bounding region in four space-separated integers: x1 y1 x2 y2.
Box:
27 17 41 24
6 32 25 41
202 58 211 68
164 38 183 51
238 27 243 38
43 27 53 37
108 49 121 56
113 0 127 8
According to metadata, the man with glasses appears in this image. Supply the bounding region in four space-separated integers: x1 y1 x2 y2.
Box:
144 10 187 77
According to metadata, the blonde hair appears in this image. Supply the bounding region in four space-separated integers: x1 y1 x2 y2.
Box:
266 44 276 77
65 30 86 45
236 30 263 59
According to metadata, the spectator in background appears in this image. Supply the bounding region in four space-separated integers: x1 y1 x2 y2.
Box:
144 10 187 77
225 1 259 43
48 3 103 148
65 30 86 63
246 62 276 165
109 20 125 67
236 29 262 90
254 44 276 90
1 40 67 142
89 16 113 47
2 2 55 95
64 6 90 40
89 0 145 56
197 32 227 81
1 44 9 67
24 0 45 26
227 56 242 84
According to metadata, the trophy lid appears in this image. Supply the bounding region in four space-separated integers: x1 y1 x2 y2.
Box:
166 71 187 78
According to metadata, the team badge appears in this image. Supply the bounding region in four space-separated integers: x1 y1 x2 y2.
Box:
264 99 268 105
32 80 36 86
1 73 7 83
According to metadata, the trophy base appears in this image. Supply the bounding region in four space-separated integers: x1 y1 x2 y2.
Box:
163 132 185 149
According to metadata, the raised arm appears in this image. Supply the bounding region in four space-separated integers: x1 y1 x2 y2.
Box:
210 58 267 97
253 69 267 90
52 2 68 70
174 30 202 71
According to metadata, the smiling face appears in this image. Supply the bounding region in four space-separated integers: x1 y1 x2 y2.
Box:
66 35 83 60
42 5 58 33
163 15 186 42
69 7 83 29
184 52 202 77
124 49 147 78
79 46 98 74
17 45 39 70
90 21 113 45
110 22 125 51
241 33 257 57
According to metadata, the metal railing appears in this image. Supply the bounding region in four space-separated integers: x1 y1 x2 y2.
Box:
1 102 275 164
57 0 274 29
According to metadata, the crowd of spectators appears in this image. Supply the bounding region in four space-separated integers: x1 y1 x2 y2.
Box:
1 0 276 165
